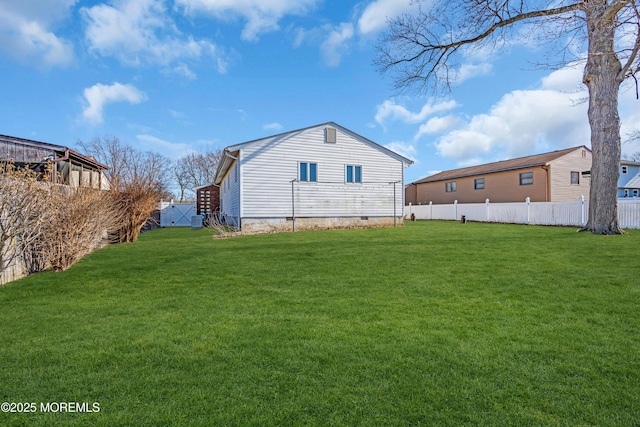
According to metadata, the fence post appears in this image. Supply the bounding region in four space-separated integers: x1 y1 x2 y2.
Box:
526 197 530 224
429 201 433 220
454 200 458 221
580 195 585 226
485 199 490 222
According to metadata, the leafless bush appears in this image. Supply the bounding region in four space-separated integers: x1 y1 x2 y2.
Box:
0 160 49 281
36 187 120 271
80 136 172 243
207 214 239 238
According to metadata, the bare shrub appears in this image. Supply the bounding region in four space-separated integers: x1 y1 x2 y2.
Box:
207 214 239 238
36 187 120 271
80 136 172 243
0 160 49 282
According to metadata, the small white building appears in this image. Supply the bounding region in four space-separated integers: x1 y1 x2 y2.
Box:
213 122 414 232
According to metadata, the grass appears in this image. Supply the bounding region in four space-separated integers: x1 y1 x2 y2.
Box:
0 221 638 426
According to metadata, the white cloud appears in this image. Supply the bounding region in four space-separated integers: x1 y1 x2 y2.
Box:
620 80 640 157
263 122 283 131
320 23 354 67
82 82 147 124
176 0 319 41
415 116 461 140
171 64 197 80
357 0 414 35
453 62 493 84
0 0 75 67
136 134 193 158
82 0 224 73
375 99 458 126
385 141 417 162
435 65 590 164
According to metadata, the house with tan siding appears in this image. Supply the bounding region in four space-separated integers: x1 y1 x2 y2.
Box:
406 146 591 205
214 122 413 232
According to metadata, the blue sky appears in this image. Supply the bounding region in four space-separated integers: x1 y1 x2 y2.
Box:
1 0 639 187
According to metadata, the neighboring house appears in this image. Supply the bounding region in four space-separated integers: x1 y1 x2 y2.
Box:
619 160 640 198
194 183 220 216
0 134 109 189
407 146 592 205
213 122 414 232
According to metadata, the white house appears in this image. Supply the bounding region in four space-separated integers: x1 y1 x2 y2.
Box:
213 122 414 232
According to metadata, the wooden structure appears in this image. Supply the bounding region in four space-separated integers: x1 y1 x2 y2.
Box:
0 134 109 188
194 184 220 216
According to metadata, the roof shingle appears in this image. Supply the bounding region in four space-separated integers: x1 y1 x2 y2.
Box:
413 146 589 184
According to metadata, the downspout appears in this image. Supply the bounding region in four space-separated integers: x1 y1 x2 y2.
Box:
542 165 550 202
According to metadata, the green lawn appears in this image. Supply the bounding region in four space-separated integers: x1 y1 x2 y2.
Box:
1 221 638 426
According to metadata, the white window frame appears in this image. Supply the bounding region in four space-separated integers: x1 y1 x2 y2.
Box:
299 162 317 182
345 165 362 183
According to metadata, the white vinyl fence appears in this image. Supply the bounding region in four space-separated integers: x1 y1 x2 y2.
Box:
159 201 196 227
406 197 640 229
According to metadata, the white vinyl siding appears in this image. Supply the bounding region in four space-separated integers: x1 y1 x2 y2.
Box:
219 162 241 226
239 126 405 219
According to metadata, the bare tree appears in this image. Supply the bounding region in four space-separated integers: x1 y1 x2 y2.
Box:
376 0 640 234
173 149 223 199
174 160 191 202
80 136 172 242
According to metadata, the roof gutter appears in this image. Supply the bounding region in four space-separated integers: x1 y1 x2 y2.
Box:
213 149 240 185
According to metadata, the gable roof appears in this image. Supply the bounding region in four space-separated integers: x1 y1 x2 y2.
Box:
413 146 590 184
623 172 640 189
214 122 414 184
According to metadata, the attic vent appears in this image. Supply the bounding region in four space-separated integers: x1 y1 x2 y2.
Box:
325 127 337 143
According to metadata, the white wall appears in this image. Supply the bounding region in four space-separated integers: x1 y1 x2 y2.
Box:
219 162 241 226
239 125 405 220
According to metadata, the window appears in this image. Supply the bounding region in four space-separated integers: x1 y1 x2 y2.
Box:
299 162 317 182
624 189 629 197
345 165 362 183
474 178 484 190
519 172 533 185
445 181 457 192
622 166 628 174
634 190 639 197
571 171 580 185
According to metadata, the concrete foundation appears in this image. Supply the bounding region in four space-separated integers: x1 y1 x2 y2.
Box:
241 216 403 233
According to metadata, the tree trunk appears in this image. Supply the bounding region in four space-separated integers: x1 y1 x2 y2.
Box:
582 1 624 234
